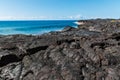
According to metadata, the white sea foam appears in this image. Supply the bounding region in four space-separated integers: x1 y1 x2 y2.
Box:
74 21 84 25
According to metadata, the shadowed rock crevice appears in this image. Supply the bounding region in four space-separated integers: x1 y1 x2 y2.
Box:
2 47 17 50
0 54 20 67
105 54 119 65
118 42 120 45
23 70 34 78
57 39 75 45
90 42 108 49
112 36 120 41
109 33 120 41
26 46 48 54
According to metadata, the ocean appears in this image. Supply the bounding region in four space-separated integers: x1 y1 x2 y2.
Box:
0 20 77 35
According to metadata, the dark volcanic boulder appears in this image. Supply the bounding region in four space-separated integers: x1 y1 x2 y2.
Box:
62 26 76 32
0 19 120 80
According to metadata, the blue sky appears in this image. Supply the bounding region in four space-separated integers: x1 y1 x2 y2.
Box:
0 0 120 20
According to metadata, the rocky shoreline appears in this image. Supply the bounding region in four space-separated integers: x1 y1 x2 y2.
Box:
0 19 120 80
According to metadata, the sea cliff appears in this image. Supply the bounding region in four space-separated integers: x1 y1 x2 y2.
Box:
0 19 120 80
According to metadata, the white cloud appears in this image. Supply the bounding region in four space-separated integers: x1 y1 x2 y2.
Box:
56 15 83 20
69 16 74 19
74 15 82 19
68 15 82 19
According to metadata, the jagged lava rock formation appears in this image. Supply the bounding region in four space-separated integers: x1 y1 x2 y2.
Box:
0 19 120 80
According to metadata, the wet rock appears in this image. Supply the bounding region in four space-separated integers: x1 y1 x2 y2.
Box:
62 26 76 32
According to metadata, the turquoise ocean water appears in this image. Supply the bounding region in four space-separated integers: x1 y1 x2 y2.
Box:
0 20 77 35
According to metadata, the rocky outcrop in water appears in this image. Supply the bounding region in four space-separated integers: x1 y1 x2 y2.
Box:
0 19 120 80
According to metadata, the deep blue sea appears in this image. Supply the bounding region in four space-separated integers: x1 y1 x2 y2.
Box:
0 20 77 35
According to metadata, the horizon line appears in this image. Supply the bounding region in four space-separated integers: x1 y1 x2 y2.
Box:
0 18 119 21
0 19 78 21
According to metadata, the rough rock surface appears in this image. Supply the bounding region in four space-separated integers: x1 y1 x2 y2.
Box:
0 19 120 80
